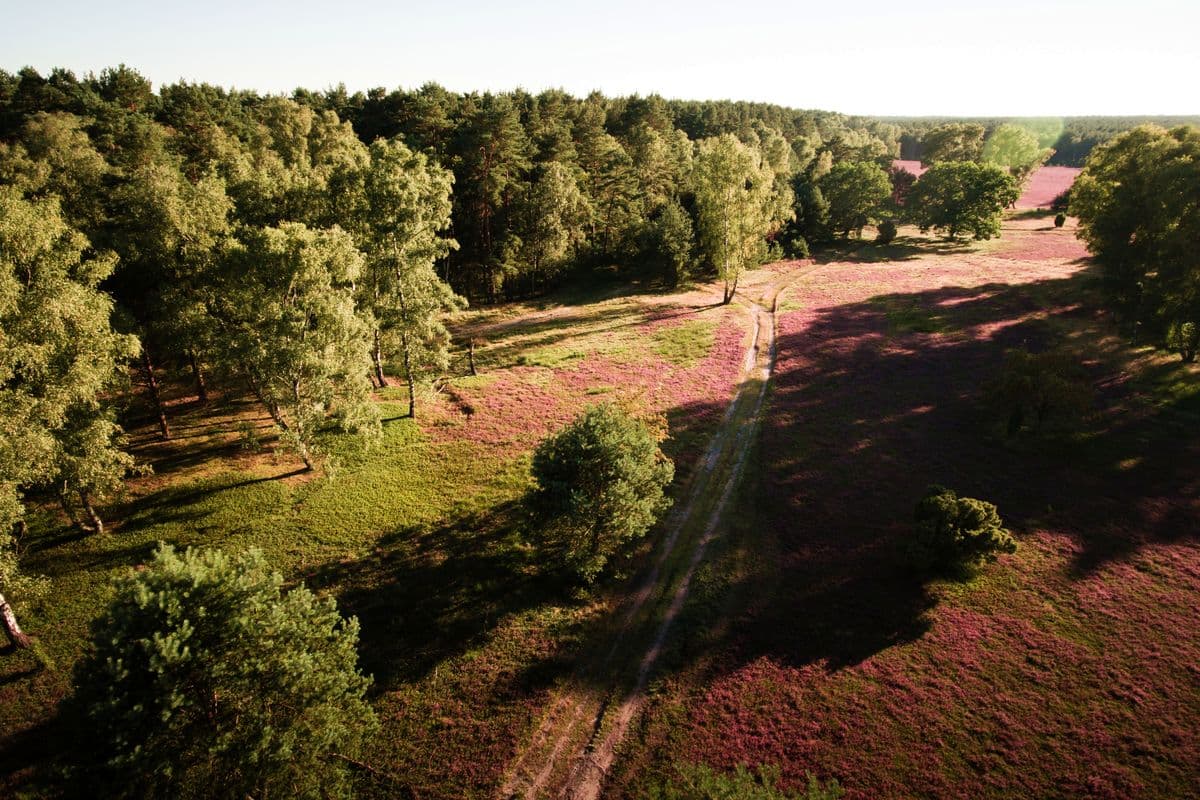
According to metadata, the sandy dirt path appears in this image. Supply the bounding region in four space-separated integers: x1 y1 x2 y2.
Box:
497 267 819 800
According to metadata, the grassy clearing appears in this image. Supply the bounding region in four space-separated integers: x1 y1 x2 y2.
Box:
0 275 750 798
651 319 719 367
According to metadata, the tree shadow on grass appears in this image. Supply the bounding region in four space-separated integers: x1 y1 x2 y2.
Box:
813 235 978 265
308 500 568 692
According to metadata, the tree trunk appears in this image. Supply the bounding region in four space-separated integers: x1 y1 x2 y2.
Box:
468 340 477 377
400 330 416 419
78 491 104 536
0 591 31 648
373 329 388 387
190 351 209 404
142 351 170 440
58 491 97 535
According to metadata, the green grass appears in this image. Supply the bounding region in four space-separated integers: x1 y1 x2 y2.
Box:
652 318 719 367
870 297 953 334
1 274 748 798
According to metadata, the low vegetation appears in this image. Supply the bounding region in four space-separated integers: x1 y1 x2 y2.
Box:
1 61 1197 800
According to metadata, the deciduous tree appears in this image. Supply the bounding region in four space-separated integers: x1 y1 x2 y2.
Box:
909 161 1019 240
819 161 892 238
693 134 785 303
213 223 377 469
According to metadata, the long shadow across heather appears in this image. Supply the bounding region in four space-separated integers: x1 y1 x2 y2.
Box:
724 264 1199 674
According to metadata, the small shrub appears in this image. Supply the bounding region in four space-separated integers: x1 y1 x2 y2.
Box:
645 762 843 799
1166 320 1198 363
72 545 377 799
876 219 898 244
908 485 1016 573
784 233 810 259
531 404 674 582
1054 213 1066 228
236 419 263 452
1050 187 1071 211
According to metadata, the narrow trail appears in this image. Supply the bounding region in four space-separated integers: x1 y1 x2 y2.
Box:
498 266 820 800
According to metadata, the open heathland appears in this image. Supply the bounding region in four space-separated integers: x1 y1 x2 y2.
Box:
607 214 1200 799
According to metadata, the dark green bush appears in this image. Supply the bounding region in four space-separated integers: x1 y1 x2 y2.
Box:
73 545 377 799
876 220 898 244
1054 213 1066 228
532 404 674 581
908 485 1016 572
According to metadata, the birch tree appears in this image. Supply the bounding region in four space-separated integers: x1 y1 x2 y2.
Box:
692 134 784 304
213 223 377 469
0 188 139 643
350 138 463 416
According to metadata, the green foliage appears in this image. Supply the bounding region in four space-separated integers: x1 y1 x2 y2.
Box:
347 136 465 412
788 180 831 245
73 545 377 799
213 223 378 469
0 187 141 536
531 404 674 582
515 161 592 285
693 134 792 303
991 348 1092 436
1071 125 1200 357
983 123 1053 182
1054 213 1066 228
640 197 696 286
1166 320 1198 364
876 220 898 244
818 161 891 238
909 161 1019 240
908 486 1016 573
920 123 986 165
645 763 844 800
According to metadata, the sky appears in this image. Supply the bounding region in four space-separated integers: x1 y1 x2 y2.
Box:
4 0 1197 116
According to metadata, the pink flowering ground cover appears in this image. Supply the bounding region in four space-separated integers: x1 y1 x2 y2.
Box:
1017 165 1081 209
428 293 748 479
309 289 751 798
609 222 1200 798
891 160 1079 210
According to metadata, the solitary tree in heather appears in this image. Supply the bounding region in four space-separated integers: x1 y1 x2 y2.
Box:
532 404 674 582
73 545 378 799
693 134 784 304
908 485 1016 573
909 162 1019 240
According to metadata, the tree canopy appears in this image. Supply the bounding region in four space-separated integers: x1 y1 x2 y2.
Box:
74 545 377 799
909 162 1019 240
1071 124 1200 358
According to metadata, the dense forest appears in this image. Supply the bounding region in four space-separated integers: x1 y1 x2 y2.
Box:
880 115 1200 165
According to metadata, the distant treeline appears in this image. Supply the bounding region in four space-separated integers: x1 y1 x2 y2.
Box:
0 65 902 304
876 116 1200 166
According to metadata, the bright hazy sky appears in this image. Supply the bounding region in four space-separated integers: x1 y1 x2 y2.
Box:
4 0 1196 116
